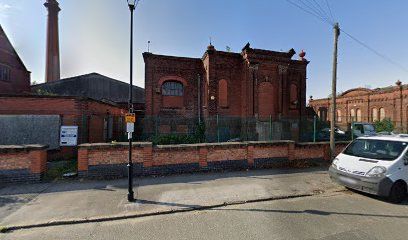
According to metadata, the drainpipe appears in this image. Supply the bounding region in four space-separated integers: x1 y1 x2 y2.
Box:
198 74 201 124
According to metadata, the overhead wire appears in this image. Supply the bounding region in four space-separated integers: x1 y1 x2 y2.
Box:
284 0 408 73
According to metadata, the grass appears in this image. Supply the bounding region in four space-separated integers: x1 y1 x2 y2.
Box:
44 160 78 181
0 226 8 233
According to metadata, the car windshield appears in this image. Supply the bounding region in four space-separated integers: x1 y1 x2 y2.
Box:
343 139 407 160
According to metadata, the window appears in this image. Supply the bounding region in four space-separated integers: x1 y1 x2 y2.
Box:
337 110 342 122
218 79 228 107
350 109 356 122
162 81 183 96
372 108 378 122
356 109 362 122
0 65 10 82
344 139 407 161
319 108 327 121
379 108 386 120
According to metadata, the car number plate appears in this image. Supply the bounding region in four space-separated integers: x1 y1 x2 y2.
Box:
339 176 357 185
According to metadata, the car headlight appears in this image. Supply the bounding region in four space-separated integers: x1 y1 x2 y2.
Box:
366 166 386 178
331 158 339 169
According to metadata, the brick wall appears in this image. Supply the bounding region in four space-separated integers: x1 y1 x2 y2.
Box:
78 141 350 179
0 145 48 183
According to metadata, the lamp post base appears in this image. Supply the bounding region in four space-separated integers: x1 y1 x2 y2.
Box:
127 192 134 202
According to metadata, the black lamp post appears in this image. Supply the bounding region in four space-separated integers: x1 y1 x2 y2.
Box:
127 0 138 202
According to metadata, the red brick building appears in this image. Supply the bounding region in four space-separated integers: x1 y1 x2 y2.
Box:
309 80 408 132
0 95 126 159
144 43 309 140
0 25 30 94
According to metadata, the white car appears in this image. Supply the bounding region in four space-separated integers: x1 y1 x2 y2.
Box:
329 135 408 203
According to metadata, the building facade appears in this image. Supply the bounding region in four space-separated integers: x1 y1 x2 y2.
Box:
0 95 126 160
0 25 31 94
309 80 408 132
144 43 309 140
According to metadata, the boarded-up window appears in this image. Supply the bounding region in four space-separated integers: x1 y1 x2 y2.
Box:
350 109 356 122
337 110 342 122
258 82 275 119
372 108 378 122
380 108 386 120
218 79 228 107
356 109 362 122
319 108 327 121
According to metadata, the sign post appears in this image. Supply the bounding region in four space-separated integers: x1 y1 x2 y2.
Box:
125 112 136 202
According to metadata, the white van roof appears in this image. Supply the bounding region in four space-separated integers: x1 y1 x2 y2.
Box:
358 134 408 142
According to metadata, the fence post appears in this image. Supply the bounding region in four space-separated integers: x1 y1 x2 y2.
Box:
313 115 317 142
351 121 354 141
217 114 220 143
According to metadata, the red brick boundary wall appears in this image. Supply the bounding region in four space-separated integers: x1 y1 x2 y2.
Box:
78 141 350 179
0 145 48 183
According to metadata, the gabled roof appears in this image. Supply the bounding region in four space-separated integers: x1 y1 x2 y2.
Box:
0 24 29 72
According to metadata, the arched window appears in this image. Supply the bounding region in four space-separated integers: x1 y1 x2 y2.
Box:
162 81 183 96
372 108 378 122
350 109 356 122
337 110 342 122
319 108 327 121
379 108 386 120
356 109 362 122
218 79 228 107
290 84 298 107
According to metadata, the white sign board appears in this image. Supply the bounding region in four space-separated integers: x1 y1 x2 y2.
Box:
126 122 134 133
60 126 78 146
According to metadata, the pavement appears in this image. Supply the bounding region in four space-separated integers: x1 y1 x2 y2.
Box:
0 167 344 231
2 191 408 240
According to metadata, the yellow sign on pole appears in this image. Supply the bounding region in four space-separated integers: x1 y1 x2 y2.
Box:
125 113 136 123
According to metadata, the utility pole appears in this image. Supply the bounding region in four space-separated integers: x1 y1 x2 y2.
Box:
330 22 340 160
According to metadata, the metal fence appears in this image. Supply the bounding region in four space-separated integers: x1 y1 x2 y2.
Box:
133 115 407 145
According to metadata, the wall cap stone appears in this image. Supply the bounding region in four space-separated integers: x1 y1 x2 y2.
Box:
78 142 152 149
0 144 48 153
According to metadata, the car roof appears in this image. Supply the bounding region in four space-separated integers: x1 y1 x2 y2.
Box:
358 134 408 142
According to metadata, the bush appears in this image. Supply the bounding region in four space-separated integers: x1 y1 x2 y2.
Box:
151 122 206 145
152 134 199 145
374 118 394 133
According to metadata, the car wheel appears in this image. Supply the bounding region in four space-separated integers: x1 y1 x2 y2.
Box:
388 181 407 203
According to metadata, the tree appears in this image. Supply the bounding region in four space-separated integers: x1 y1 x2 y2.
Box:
374 118 394 133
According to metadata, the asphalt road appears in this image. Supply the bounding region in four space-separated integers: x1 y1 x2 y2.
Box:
2 190 408 240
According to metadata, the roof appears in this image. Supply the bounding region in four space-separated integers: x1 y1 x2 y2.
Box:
31 73 145 103
0 24 29 72
0 93 123 108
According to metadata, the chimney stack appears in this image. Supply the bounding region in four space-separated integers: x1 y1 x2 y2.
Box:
44 0 61 82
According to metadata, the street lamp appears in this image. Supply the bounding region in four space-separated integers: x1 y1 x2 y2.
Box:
126 0 139 202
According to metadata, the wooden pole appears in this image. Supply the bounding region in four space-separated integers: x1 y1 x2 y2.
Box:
330 23 340 160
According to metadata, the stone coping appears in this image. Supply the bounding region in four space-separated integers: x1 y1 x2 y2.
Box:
0 144 48 153
77 140 321 150
78 142 152 149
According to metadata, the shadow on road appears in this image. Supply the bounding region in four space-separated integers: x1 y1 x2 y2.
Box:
209 207 408 219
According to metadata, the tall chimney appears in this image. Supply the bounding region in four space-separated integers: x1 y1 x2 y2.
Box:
44 0 61 82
